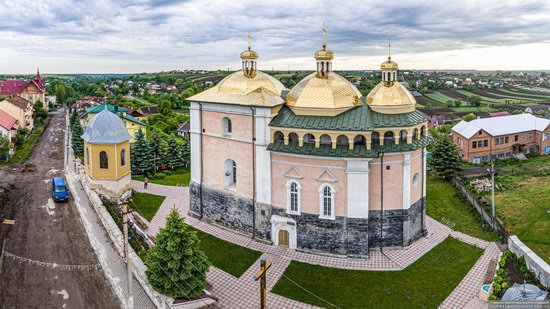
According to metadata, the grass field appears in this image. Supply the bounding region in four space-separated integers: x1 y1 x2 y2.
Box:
494 175 550 264
1 118 49 167
272 237 483 309
132 169 191 186
427 176 499 241
131 192 166 221
191 227 262 278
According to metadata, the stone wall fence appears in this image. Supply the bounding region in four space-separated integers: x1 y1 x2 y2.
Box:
508 236 550 288
75 165 173 309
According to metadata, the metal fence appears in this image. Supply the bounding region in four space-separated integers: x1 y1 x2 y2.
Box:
452 178 510 241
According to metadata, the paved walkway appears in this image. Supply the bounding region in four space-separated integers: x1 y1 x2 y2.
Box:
134 181 501 308
65 110 155 309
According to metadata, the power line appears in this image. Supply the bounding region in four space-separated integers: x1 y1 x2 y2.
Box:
280 273 342 309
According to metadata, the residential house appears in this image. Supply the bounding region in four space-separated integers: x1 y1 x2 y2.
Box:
0 109 18 143
137 105 159 117
0 70 46 109
489 111 510 117
524 104 550 115
177 122 190 139
0 96 34 131
452 114 550 163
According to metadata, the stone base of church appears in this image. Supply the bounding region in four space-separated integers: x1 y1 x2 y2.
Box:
85 173 132 201
189 181 426 258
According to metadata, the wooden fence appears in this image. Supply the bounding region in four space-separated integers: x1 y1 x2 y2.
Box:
451 178 510 241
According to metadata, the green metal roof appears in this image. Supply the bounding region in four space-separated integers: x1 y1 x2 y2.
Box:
267 135 432 158
87 104 128 114
120 113 146 126
270 105 429 131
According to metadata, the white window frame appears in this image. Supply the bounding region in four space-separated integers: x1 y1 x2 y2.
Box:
222 117 232 137
318 183 336 220
286 180 301 215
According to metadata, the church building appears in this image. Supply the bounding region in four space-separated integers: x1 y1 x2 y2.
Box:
188 33 431 257
0 69 47 110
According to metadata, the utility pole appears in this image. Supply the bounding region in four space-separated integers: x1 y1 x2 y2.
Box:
253 258 272 309
121 201 134 309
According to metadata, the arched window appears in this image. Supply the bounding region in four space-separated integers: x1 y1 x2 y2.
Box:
99 151 108 169
413 172 420 185
320 134 332 145
400 130 408 143
222 117 232 136
303 133 315 144
319 184 335 220
336 135 349 146
286 180 301 214
353 135 366 146
121 148 126 166
224 159 236 187
384 131 395 145
371 132 380 146
412 128 419 140
274 131 284 143
85 148 89 166
420 126 426 137
288 132 299 144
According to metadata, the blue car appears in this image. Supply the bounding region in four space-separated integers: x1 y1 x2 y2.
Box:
51 177 69 202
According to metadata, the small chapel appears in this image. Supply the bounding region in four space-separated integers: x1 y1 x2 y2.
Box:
187 31 431 257
82 107 132 199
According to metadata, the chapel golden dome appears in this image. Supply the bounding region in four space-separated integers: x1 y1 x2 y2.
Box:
187 70 286 107
240 48 259 60
286 72 362 116
314 45 334 61
381 56 398 70
366 81 416 114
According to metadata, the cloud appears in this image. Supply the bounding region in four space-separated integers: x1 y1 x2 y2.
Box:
1 0 550 73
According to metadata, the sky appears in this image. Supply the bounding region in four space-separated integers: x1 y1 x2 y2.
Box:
1 0 550 73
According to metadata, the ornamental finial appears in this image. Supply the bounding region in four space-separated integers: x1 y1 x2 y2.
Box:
248 31 251 50
322 22 328 49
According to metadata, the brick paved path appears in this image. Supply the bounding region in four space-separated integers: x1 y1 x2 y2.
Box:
133 181 501 308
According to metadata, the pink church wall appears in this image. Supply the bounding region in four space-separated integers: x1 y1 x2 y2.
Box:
410 149 424 204
369 153 404 211
271 153 347 217
201 110 254 197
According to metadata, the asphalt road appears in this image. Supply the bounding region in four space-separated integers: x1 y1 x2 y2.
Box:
0 110 119 308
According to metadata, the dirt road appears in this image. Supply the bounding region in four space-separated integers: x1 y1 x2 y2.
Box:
0 110 119 308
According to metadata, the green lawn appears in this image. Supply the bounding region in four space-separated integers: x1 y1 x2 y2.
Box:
494 176 550 264
132 169 191 186
191 227 262 278
1 118 49 167
272 237 483 309
131 192 166 221
427 176 499 241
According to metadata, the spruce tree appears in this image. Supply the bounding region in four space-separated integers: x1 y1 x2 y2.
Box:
166 135 184 170
131 128 153 174
430 135 462 180
149 132 166 173
71 122 84 158
181 140 190 168
145 209 210 299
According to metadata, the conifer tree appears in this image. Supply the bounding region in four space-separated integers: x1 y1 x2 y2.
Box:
429 135 462 180
166 135 184 170
145 209 210 298
181 140 190 168
71 122 84 158
131 128 153 174
149 132 166 173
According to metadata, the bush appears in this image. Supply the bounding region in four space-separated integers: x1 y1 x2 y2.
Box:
150 172 166 180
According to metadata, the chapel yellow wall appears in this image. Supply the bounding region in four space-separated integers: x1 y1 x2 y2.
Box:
84 141 131 180
123 119 146 142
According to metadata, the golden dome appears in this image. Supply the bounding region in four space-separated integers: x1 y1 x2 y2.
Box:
381 57 398 70
240 47 259 60
286 72 362 116
314 45 334 61
366 81 416 114
187 70 286 107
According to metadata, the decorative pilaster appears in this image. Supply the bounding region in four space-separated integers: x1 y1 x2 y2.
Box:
402 152 412 209
346 160 370 218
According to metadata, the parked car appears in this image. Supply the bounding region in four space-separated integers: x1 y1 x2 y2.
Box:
51 177 69 202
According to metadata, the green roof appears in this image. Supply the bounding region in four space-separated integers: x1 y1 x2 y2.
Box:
267 135 432 158
270 105 429 131
121 113 146 126
87 104 128 114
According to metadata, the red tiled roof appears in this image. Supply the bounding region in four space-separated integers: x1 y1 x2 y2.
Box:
0 109 17 131
0 80 28 95
4 96 32 110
